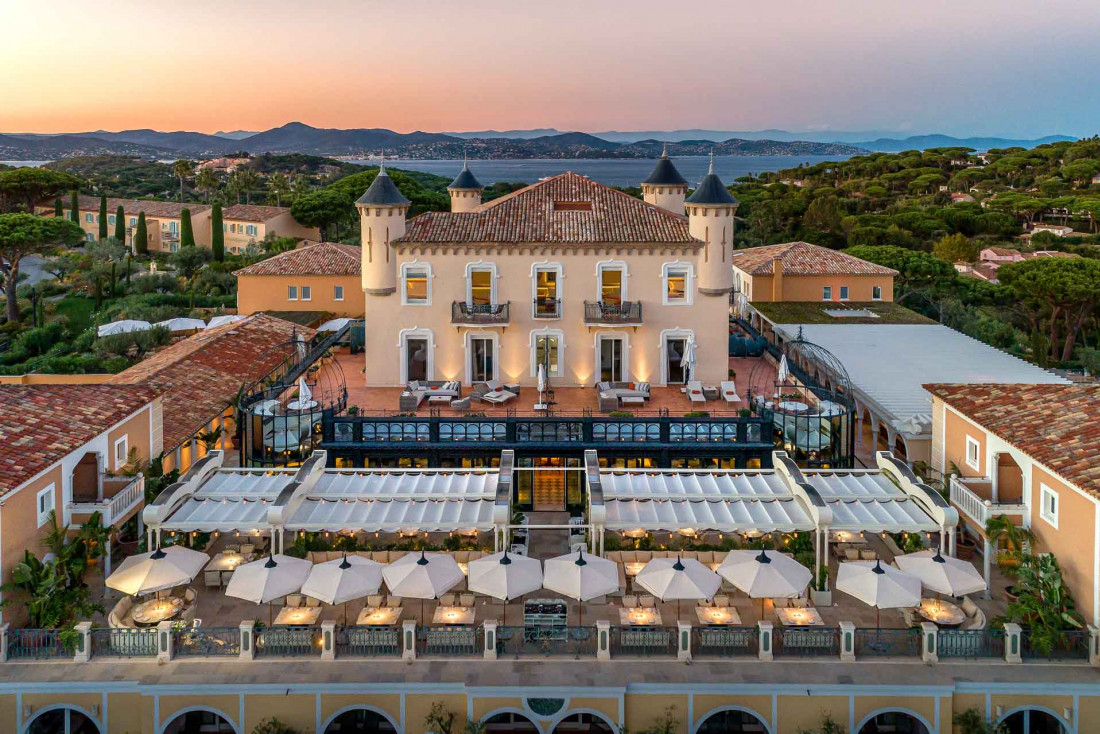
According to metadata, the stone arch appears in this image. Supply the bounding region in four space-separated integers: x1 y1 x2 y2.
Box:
24 705 102 734
691 704 773 734
482 708 543 733
855 708 933 734
997 705 1071 734
159 706 240 734
321 705 401 733
549 709 617 734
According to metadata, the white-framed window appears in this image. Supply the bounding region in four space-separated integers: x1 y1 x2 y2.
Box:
466 262 497 306
596 260 628 304
113 436 129 470
246 224 258 237
530 329 565 377
401 262 431 305
287 285 298 301
1039 483 1059 529
399 328 434 383
822 286 832 300
108 215 115 225
531 262 563 318
465 331 499 384
662 262 693 305
839 286 849 301
85 213 94 223
334 285 344 301
965 435 981 471
872 285 883 301
301 285 311 301
36 484 55 527
85 232 95 243
129 217 137 226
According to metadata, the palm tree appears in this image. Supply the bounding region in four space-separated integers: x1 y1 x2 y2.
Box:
985 514 1036 575
290 174 311 202
195 167 219 203
226 171 244 205
235 167 261 205
267 172 291 207
172 159 194 203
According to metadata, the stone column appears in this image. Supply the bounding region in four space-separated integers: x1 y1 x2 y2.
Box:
983 538 993 600
321 621 336 660
596 620 611 661
677 622 692 662
483 621 498 660
839 621 855 662
757 621 773 662
156 620 174 662
73 621 93 663
239 621 255 661
402 620 417 661
0 623 8 662
1003 622 1022 664
1089 625 1100 668
920 622 938 664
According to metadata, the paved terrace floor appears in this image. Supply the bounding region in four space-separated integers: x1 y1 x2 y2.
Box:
332 353 777 417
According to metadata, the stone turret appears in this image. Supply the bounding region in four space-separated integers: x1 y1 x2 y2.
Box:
686 153 738 295
356 159 410 295
641 144 688 214
447 157 484 213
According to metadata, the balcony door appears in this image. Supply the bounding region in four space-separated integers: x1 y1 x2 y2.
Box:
599 266 623 306
665 337 687 384
597 334 625 383
468 268 493 306
534 268 559 317
404 336 429 382
469 336 496 383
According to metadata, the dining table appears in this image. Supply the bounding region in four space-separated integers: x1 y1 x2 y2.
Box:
433 606 475 625
356 606 402 626
205 552 250 586
775 607 824 627
623 562 647 577
131 597 184 626
273 606 322 627
618 607 663 626
918 598 966 627
695 606 743 626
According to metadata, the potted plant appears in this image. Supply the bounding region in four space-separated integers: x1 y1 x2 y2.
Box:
985 514 1035 599
810 566 832 606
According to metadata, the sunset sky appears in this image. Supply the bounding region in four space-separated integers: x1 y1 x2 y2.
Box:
3 0 1098 137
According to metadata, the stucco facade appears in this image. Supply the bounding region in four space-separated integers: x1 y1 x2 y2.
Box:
236 273 364 317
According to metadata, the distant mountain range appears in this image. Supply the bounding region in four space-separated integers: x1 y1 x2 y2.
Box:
0 121 1077 161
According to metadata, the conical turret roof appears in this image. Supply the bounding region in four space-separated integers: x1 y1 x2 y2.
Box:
642 144 688 186
448 159 483 191
355 159 411 206
686 153 738 206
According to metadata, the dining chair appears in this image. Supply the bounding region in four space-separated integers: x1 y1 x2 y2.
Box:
439 593 455 607
622 595 638 609
639 595 655 608
459 594 475 608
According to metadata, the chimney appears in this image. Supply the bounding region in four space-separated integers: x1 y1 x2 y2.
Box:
771 257 784 301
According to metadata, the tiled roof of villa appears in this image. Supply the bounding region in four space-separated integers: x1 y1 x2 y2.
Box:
0 385 159 494
222 204 291 222
107 314 315 450
396 172 698 245
924 383 1100 497
233 242 361 277
62 195 210 219
731 241 898 276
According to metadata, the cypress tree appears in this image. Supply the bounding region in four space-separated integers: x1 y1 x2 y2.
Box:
134 212 148 255
114 205 125 245
98 194 108 240
70 190 79 224
54 197 62 218
211 202 225 261
180 208 195 248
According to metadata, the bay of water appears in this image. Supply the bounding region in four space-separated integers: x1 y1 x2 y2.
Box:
351 154 850 187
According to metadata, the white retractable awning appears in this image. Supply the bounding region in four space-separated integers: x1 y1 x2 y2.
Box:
157 470 293 532
803 470 942 533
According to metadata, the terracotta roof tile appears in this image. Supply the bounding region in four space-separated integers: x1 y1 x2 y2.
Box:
395 172 697 246
731 241 898 276
232 242 361 277
0 385 159 494
925 383 1100 498
107 314 315 450
64 195 209 219
222 204 292 222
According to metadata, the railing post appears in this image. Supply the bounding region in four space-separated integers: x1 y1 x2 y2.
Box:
677 622 692 662
596 620 611 661
73 621 93 663
238 621 255 661
839 621 855 662
920 622 938 664
757 621 773 662
1089 625 1100 667
321 621 336 661
156 621 174 662
402 620 417 661
0 623 9 663
483 621 498 660
1003 622 1022 664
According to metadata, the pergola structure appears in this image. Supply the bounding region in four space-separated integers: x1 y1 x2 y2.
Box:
144 451 513 552
585 450 958 577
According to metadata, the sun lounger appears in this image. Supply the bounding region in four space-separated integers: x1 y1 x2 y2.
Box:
686 380 707 404
720 380 741 405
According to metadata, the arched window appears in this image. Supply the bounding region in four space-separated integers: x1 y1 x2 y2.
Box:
696 708 770 734
323 708 398 733
552 712 616 733
162 709 236 734
484 711 540 733
1000 708 1068 734
26 707 101 734
857 711 930 734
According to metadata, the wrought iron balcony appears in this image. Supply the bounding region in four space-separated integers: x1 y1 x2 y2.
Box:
533 298 562 319
583 300 643 326
451 301 511 326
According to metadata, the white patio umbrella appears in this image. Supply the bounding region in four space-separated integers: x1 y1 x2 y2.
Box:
680 336 697 382
97 319 151 337
777 354 790 384
382 551 464 624
895 549 987 597
467 550 544 626
154 317 206 332
537 364 547 406
836 559 922 628
205 314 245 329
635 556 722 619
542 549 619 626
225 553 313 623
718 549 812 617
300 553 384 624
106 544 210 596
316 317 351 333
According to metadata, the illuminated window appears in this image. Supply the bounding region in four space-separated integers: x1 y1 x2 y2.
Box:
600 267 623 305
403 266 429 305
469 268 493 305
663 264 691 305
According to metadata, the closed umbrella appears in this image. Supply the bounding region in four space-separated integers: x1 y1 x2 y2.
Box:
895 549 986 618
382 551 464 624
680 336 697 383
205 314 245 329
154 317 206 332
467 550 543 626
225 553 312 624
635 556 722 620
718 549 812 617
106 544 209 596
300 553 383 624
777 354 790 384
97 319 151 337
836 560 921 628
288 377 317 411
542 549 619 626
537 364 547 406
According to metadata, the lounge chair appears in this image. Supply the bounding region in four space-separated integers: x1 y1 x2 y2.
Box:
720 380 741 405
686 380 707 404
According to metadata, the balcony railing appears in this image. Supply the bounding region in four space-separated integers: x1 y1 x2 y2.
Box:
451 301 511 326
68 475 144 526
949 476 1027 527
584 300 642 326
533 298 562 319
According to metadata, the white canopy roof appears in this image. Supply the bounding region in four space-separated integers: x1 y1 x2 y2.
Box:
803 469 942 533
157 470 294 532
